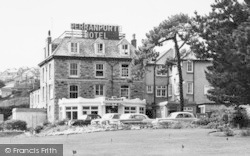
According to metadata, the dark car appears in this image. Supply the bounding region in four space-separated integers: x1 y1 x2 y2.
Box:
70 114 101 126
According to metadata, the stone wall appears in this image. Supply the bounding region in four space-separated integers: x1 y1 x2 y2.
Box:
50 58 144 121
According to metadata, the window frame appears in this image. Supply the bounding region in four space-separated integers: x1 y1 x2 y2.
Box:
120 85 130 99
121 63 130 78
121 44 129 55
82 106 99 115
187 60 193 73
65 106 78 120
124 106 136 114
95 84 105 96
187 82 194 94
156 86 167 97
69 85 78 99
147 85 153 94
95 63 105 78
69 63 79 77
70 42 79 53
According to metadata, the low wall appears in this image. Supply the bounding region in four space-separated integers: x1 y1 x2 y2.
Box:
12 108 47 128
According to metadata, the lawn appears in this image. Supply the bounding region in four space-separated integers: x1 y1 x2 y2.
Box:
0 128 250 156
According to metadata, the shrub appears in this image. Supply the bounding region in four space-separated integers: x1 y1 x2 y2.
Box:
240 129 250 136
193 118 210 126
4 120 27 131
0 123 3 131
169 122 183 129
43 121 51 126
56 119 68 126
230 107 249 129
223 127 234 136
34 125 43 133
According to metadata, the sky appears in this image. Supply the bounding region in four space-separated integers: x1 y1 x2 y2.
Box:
0 0 216 72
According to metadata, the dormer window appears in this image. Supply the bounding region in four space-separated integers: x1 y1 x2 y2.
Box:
68 42 80 53
121 44 129 55
95 42 105 54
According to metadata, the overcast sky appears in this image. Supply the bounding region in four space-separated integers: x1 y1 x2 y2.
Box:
0 0 216 72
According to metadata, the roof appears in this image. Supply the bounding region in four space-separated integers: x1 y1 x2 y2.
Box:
39 36 137 66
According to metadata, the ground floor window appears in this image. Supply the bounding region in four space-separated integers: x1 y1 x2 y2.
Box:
124 106 136 113
184 107 193 111
139 107 145 114
66 106 78 120
82 106 99 115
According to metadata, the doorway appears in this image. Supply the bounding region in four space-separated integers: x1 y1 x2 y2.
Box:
105 106 118 113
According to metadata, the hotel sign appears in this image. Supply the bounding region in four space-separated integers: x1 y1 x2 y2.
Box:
71 23 120 40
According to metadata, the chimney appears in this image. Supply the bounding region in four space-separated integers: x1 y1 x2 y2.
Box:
131 34 137 48
47 30 51 44
47 30 52 57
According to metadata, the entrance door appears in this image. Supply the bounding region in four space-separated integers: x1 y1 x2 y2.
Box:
106 106 118 113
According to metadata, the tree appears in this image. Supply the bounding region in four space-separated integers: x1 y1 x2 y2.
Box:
140 14 192 111
189 0 250 105
0 80 5 88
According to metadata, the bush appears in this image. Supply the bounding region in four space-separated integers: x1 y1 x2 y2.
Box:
230 107 249 129
240 129 250 136
56 119 68 126
193 118 210 126
43 121 51 126
34 125 43 133
169 122 183 129
0 123 3 131
4 120 27 131
223 127 234 136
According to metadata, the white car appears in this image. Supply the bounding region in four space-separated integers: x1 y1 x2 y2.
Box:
119 113 153 125
152 112 199 125
91 113 121 125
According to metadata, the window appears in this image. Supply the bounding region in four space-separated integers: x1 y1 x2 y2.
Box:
69 63 78 77
156 65 167 76
42 87 45 102
121 44 129 55
121 64 129 77
49 84 53 99
42 68 44 82
95 84 104 96
66 106 78 120
184 107 193 111
187 82 193 94
124 107 136 113
82 106 99 115
49 64 51 79
187 61 193 73
139 107 145 114
121 85 129 99
147 85 153 93
156 86 167 97
69 85 78 98
95 64 104 77
70 42 79 53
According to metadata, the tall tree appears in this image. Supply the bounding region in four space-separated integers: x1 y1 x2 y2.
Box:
140 14 192 111
189 0 250 106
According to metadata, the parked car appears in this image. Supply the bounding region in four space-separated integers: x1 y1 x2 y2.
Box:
119 113 153 125
69 114 101 126
152 112 199 125
91 113 121 125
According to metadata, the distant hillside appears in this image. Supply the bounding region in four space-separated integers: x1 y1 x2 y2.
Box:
0 67 39 82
